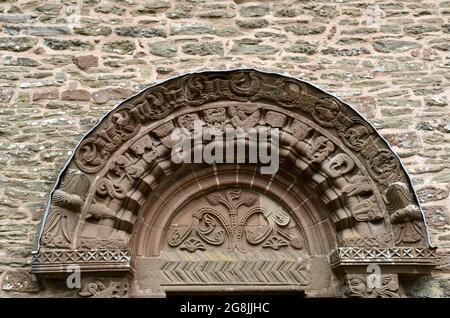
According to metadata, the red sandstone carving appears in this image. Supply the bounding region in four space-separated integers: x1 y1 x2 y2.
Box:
33 70 435 298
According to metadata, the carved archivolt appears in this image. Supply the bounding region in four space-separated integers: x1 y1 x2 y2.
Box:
32 70 435 297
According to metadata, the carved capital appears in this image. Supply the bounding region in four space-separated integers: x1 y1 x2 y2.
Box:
344 274 400 298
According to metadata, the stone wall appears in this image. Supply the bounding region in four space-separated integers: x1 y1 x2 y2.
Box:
0 0 448 297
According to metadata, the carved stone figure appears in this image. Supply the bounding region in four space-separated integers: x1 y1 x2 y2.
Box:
342 123 372 151
309 97 341 127
178 113 201 132
342 174 383 222
41 170 90 248
323 153 355 178
384 182 425 244
229 71 261 98
290 119 313 140
274 79 304 106
130 87 173 121
368 149 401 186
130 134 154 156
228 105 260 128
265 111 287 128
183 75 208 106
203 108 227 128
306 136 335 163
153 121 176 148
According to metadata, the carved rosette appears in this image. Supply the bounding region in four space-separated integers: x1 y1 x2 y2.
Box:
41 169 90 248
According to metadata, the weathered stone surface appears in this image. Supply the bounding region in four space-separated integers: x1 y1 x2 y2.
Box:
425 96 447 107
0 88 14 102
0 14 36 24
94 4 126 15
198 10 235 19
239 4 270 17
2 269 40 292
423 206 449 230
236 19 269 29
287 40 318 55
102 40 136 55
342 27 377 35
92 88 134 104
313 5 339 18
74 25 112 36
231 39 278 55
345 96 377 117
0 37 38 52
72 55 99 70
135 1 171 13
114 26 166 38
404 25 441 34
170 21 214 35
321 47 370 56
417 186 449 203
61 89 91 101
35 3 62 15
403 276 450 297
23 26 71 36
431 43 450 51
373 39 422 53
4 56 40 67
383 131 422 148
285 24 326 35
44 38 94 51
336 37 366 45
182 42 224 56
149 41 177 57
274 8 303 17
32 89 59 101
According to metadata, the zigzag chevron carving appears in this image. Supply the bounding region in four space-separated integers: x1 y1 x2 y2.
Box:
160 250 310 286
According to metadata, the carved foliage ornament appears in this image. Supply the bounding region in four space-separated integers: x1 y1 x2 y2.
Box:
79 277 129 298
345 274 399 298
168 189 303 253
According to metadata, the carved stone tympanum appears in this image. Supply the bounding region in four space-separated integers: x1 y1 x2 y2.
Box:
168 189 303 253
32 69 435 298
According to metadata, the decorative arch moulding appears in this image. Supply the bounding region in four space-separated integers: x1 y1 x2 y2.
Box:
31 69 437 297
